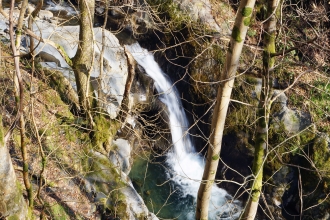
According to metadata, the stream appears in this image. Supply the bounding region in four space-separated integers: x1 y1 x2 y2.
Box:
127 43 241 219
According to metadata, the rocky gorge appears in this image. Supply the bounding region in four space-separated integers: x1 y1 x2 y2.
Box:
0 0 330 219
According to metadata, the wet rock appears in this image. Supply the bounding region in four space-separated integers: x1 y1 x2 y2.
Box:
110 139 132 174
84 150 158 220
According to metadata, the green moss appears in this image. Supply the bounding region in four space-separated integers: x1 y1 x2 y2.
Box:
27 207 34 220
94 169 129 219
263 30 276 68
8 215 20 220
307 80 330 131
232 26 242 43
189 43 224 104
41 68 79 115
47 181 57 187
109 198 129 219
16 181 23 192
47 204 70 220
225 75 258 135
0 115 4 146
242 7 253 17
92 115 119 153
147 0 193 30
245 76 259 84
84 151 126 188
4 181 26 220
23 163 29 172
251 127 265 202
82 151 132 218
15 29 23 36
269 102 283 116
42 157 47 167
266 123 288 171
243 17 251 26
56 45 72 66
212 154 219 160
298 135 330 215
312 137 330 173
265 122 316 183
147 0 217 37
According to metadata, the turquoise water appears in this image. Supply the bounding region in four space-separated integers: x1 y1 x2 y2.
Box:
129 155 196 219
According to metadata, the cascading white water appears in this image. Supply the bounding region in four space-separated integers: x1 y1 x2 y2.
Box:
127 43 241 219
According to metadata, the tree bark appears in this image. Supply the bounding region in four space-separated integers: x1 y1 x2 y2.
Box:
73 0 117 156
196 1 256 219
119 47 136 123
28 0 43 54
240 0 280 219
72 0 95 116
9 0 33 207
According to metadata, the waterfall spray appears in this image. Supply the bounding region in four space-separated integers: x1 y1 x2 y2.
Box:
127 43 241 219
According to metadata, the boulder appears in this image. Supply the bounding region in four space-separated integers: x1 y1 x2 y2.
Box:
272 90 312 134
173 0 234 36
28 21 128 118
84 150 158 220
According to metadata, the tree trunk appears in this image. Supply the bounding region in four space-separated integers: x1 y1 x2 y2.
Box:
196 1 256 219
239 92 269 220
240 0 279 219
72 0 95 116
119 47 136 123
0 116 27 219
9 0 33 207
28 0 43 54
72 0 118 155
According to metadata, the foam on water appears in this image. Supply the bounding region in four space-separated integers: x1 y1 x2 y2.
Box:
127 43 241 219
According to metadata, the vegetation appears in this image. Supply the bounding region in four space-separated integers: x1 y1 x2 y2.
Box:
0 0 329 219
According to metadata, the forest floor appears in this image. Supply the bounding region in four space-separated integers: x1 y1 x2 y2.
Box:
1 40 97 219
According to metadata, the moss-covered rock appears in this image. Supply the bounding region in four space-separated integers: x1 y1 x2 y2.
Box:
0 118 27 219
92 114 119 154
295 134 330 219
47 203 71 220
83 150 152 219
312 135 330 179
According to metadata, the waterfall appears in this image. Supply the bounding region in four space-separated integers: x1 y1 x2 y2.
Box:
127 43 241 219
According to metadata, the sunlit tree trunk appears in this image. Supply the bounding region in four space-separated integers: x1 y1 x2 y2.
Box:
240 0 280 219
72 0 95 117
73 0 118 155
28 0 43 54
13 0 27 98
196 0 256 219
9 0 33 207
